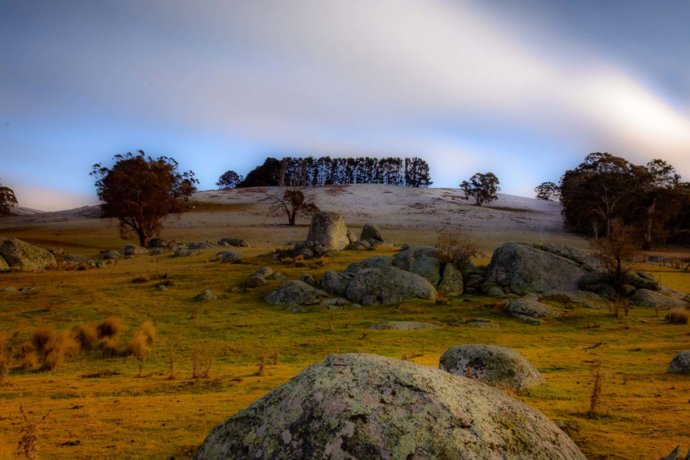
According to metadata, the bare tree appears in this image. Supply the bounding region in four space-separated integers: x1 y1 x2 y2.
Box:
269 189 319 226
591 219 637 293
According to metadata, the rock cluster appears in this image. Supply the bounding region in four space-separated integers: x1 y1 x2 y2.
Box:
0 238 57 271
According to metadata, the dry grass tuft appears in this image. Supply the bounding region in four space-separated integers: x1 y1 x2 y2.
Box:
30 328 54 355
588 363 604 418
192 345 215 379
44 332 80 371
99 337 122 358
71 323 99 350
97 316 125 339
0 333 10 383
128 321 156 376
665 308 689 325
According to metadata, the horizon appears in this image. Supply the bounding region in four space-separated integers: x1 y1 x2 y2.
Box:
3 1 690 210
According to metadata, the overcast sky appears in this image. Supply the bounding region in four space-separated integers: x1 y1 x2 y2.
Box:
2 0 690 210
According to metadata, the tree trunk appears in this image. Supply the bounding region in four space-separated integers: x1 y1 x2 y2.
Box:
136 228 147 247
288 212 296 226
643 200 656 250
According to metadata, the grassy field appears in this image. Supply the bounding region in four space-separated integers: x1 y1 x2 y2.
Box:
0 217 689 459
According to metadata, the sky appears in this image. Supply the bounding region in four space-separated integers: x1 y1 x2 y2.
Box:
2 0 690 211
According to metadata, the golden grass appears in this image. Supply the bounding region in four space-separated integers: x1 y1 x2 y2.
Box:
0 222 689 458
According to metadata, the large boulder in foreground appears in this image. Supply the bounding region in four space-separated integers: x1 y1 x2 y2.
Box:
0 238 57 271
393 246 442 285
440 344 544 391
306 212 349 250
196 353 585 460
484 243 594 295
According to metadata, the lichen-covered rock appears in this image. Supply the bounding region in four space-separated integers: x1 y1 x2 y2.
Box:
485 243 594 295
99 249 122 260
218 238 250 247
189 241 216 250
631 289 690 310
344 255 393 273
668 351 690 374
123 245 149 256
438 263 464 296
218 250 242 263
369 321 439 330
393 246 442 285
320 270 349 296
625 270 660 291
360 223 384 245
0 238 57 271
440 344 544 391
507 294 557 318
345 266 436 306
195 289 217 302
255 267 274 278
196 353 585 460
246 274 266 288
306 212 350 250
541 290 612 309
265 280 326 310
173 248 193 257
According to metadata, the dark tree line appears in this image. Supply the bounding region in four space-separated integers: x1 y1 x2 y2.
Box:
238 156 432 188
560 152 690 249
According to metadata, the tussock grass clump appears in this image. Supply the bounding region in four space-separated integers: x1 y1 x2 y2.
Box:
99 337 122 358
71 323 99 350
97 316 125 339
44 332 80 371
665 308 689 325
128 322 156 377
192 345 215 379
30 328 54 355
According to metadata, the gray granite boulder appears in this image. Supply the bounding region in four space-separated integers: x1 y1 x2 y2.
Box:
360 223 384 245
507 294 557 319
485 243 595 295
541 290 612 309
631 289 690 310
218 250 242 263
265 280 327 310
440 344 545 391
218 238 250 247
196 353 585 460
195 289 217 302
0 238 57 271
123 244 149 256
438 263 464 296
668 351 690 374
393 246 442 285
306 212 349 250
344 266 436 306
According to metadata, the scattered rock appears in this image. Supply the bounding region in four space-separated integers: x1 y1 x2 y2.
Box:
218 238 250 247
631 289 689 310
265 280 328 311
345 266 436 306
149 238 170 248
255 267 274 278
300 273 316 286
359 223 384 245
173 248 194 257
218 251 242 263
507 294 557 319
485 243 595 295
464 318 501 328
123 245 149 256
196 353 585 460
306 212 350 250
369 321 439 330
195 289 217 302
98 250 121 261
668 351 690 374
188 241 216 250
246 274 266 288
0 238 57 271
440 344 544 391
541 290 612 309
392 246 442 285
438 263 464 296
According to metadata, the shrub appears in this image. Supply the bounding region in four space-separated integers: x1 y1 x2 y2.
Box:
13 341 38 370
128 322 156 377
71 323 99 350
44 332 79 371
30 328 54 355
437 228 480 270
100 337 121 358
666 308 689 325
97 316 125 339
192 346 215 379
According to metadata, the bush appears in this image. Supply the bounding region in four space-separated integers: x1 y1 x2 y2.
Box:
97 316 125 339
437 228 480 270
100 337 122 358
128 322 156 376
31 328 54 355
44 332 79 371
71 323 99 350
666 308 689 325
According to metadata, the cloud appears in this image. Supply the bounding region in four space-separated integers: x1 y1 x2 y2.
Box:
3 0 690 207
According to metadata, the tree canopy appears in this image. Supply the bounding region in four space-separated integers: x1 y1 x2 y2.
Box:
559 152 689 248
0 183 17 216
535 182 560 201
460 172 500 206
269 189 319 226
91 151 197 247
217 170 243 189
239 156 432 188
